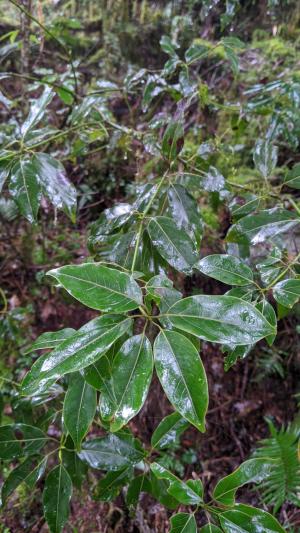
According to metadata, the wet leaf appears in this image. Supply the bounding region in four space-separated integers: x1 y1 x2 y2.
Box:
197 254 253 286
284 163 300 189
9 158 41 223
273 279 300 308
219 503 285 532
21 86 54 138
1 456 47 504
95 466 132 501
168 184 203 245
170 512 197 533
150 463 203 505
24 328 76 353
151 412 189 450
162 120 184 161
43 464 72 533
78 432 145 471
253 139 278 179
63 373 97 449
0 424 47 460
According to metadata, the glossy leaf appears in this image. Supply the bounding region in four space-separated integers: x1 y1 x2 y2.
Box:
22 315 131 395
33 153 77 221
1 456 47 504
213 458 278 506
0 424 47 460
200 525 222 532
126 474 152 506
273 279 300 308
151 412 189 450
95 466 132 501
197 254 253 286
47 263 142 312
229 193 260 220
147 216 198 273
166 295 276 345
168 184 203 245
219 503 285 533
154 330 208 432
43 464 72 533
170 512 197 533
284 163 300 189
145 274 181 314
185 43 209 63
78 432 145 471
62 435 87 489
99 334 153 431
227 208 299 245
150 463 203 505
21 86 54 138
0 160 11 192
162 120 184 161
24 328 76 353
63 373 97 449
9 158 41 223
253 139 278 179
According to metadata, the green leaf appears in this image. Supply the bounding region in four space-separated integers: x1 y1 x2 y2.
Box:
170 512 197 533
47 263 142 312
83 353 112 391
273 279 300 308
62 435 87 489
99 334 153 432
95 466 132 501
154 330 208 432
145 274 181 314
0 424 47 460
0 160 11 193
24 328 76 353
229 193 260 220
284 163 300 189
162 120 184 161
197 254 253 286
78 431 145 471
56 86 74 105
227 208 299 245
33 154 77 221
147 216 198 274
165 295 276 345
126 474 152 506
213 458 278 506
160 35 179 57
21 86 54 138
180 168 225 193
1 456 47 504
185 43 209 63
168 184 203 245
200 525 222 532
22 315 131 395
253 139 278 179
219 503 285 533
149 471 178 509
63 373 97 449
151 412 189 450
9 158 41 223
256 300 277 346
43 464 72 533
150 463 202 505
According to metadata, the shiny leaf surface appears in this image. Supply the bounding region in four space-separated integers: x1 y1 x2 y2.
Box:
168 184 203 245
9 158 41 223
43 464 72 533
25 328 76 353
78 432 145 471
273 279 300 308
0 424 47 459
63 373 97 449
197 254 253 286
151 412 189 450
219 504 285 532
284 163 300 189
162 120 184 161
253 139 278 179
170 512 197 533
150 463 202 505
1 456 47 504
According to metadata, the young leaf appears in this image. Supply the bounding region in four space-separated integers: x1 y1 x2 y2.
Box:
253 139 278 179
162 120 184 161
147 216 198 273
151 412 189 450
150 463 202 505
154 330 208 432
197 254 254 286
78 432 145 471
24 328 76 353
33 154 77 221
272 279 300 308
166 295 276 345
1 456 47 504
9 158 41 223
47 263 142 312
170 512 197 533
0 424 47 460
284 163 300 189
99 334 153 432
43 464 72 533
21 86 54 138
22 316 131 395
219 503 285 533
63 373 97 450
227 208 299 245
213 458 278 506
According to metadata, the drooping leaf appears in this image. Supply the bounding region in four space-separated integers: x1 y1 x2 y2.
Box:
99 334 153 432
63 373 97 449
273 279 300 308
151 412 189 450
22 315 132 395
33 154 77 221
21 86 54 138
147 216 198 274
24 328 76 353
165 295 276 345
162 120 184 161
0 424 47 460
227 208 299 245
1 456 47 504
168 184 203 245
154 330 208 432
9 158 41 223
197 254 253 286
78 432 145 471
43 464 72 533
219 503 285 533
170 512 197 533
213 458 278 506
284 163 300 189
253 139 278 179
150 463 203 505
47 263 142 312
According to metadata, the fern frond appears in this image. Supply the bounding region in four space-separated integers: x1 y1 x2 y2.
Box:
252 418 300 513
